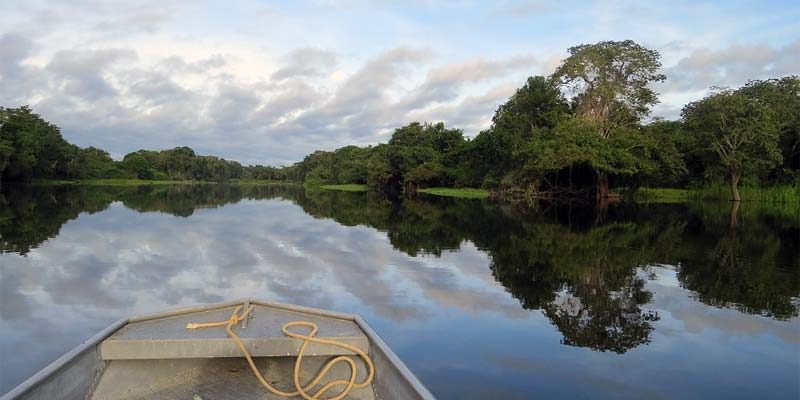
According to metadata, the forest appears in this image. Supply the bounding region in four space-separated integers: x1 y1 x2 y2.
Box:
1 40 798 201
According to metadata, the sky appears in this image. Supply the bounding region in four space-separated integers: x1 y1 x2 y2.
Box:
1 0 798 166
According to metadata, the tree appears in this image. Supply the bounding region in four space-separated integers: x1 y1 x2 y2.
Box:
737 76 800 184
523 118 659 198
405 161 447 188
122 154 155 180
682 88 781 201
458 76 570 187
332 145 370 184
637 120 691 188
552 40 666 198
492 76 570 135
365 144 392 188
0 106 75 183
0 119 12 186
385 122 464 190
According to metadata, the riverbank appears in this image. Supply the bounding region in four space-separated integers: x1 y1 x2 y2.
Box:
24 179 796 204
316 184 490 198
635 185 799 203
25 179 292 186
417 187 490 199
318 184 370 192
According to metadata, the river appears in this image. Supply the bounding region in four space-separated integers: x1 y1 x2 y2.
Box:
0 184 798 399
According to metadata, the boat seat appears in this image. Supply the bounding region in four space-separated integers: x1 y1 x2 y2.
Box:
100 304 370 360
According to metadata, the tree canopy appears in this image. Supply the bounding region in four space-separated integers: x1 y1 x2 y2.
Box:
682 86 782 201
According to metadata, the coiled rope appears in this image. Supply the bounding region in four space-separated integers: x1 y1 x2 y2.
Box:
186 304 374 400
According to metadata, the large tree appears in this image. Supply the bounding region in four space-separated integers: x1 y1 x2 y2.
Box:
0 106 74 183
737 76 800 183
682 88 781 201
552 40 666 198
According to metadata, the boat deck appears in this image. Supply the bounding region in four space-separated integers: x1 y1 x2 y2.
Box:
90 357 376 400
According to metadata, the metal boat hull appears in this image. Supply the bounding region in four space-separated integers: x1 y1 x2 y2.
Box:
2 299 435 400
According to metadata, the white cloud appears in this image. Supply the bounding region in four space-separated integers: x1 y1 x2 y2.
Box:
271 48 339 80
652 40 800 118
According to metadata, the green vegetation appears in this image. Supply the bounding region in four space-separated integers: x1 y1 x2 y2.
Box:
693 184 800 203
633 188 692 203
0 106 291 186
635 184 799 203
683 88 782 201
318 184 369 192
2 40 798 202
281 41 798 202
418 187 489 199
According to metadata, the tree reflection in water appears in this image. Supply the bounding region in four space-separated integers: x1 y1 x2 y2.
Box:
1 183 797 353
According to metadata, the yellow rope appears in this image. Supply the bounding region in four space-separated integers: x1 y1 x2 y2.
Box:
186 305 375 400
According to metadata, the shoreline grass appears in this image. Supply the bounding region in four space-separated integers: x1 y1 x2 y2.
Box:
418 187 490 199
632 188 693 203
635 185 799 203
318 184 370 192
227 179 298 186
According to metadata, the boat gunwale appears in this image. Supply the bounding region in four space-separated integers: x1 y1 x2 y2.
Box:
1 298 436 400
0 318 127 400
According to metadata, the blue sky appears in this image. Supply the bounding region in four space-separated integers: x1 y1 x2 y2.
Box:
1 0 798 165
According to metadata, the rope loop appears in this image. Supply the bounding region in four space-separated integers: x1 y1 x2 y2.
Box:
186 304 374 400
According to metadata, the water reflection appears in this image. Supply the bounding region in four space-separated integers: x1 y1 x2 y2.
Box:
0 184 798 398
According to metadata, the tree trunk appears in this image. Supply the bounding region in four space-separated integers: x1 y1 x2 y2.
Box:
595 196 609 225
595 171 610 199
728 200 740 230
594 170 610 222
729 173 741 202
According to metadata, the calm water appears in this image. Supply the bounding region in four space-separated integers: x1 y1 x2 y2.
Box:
1 184 798 399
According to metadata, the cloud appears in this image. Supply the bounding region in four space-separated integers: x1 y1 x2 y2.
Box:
0 32 42 104
399 56 535 112
0 33 33 81
46 48 137 100
662 40 800 92
407 83 519 135
493 0 555 16
271 48 338 80
157 55 227 75
91 9 172 37
252 80 320 123
324 47 431 115
288 47 432 143
651 40 800 118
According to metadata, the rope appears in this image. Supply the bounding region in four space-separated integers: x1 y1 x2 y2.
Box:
186 304 375 400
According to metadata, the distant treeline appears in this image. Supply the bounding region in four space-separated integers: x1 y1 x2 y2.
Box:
0 106 288 184
2 40 798 200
